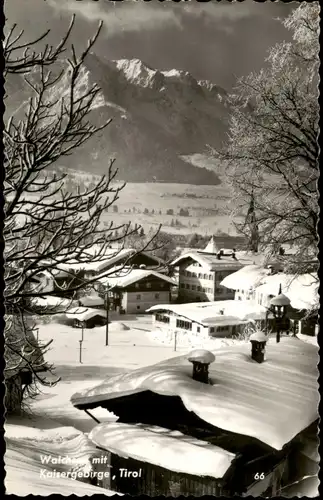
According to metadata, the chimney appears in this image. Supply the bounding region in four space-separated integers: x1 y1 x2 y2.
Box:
216 250 224 260
188 349 215 384
250 331 268 363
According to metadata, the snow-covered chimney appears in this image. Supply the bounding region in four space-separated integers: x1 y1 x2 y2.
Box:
216 250 223 260
188 349 215 384
250 331 268 363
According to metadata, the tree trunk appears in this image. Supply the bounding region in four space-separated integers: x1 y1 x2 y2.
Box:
5 375 23 414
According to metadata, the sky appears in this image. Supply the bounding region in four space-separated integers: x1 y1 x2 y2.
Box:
5 0 295 89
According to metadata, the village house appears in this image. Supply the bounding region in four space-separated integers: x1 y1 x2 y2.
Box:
71 338 319 497
171 237 242 303
146 300 274 339
60 248 166 281
171 236 288 304
97 268 176 314
31 248 167 299
220 267 319 336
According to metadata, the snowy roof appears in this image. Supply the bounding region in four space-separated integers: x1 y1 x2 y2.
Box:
255 274 319 311
146 300 272 326
55 248 135 273
89 422 235 479
66 307 107 322
71 337 319 451
233 251 282 267
221 269 319 310
31 296 76 311
220 265 272 291
78 294 105 307
98 269 176 289
55 248 164 274
171 251 243 270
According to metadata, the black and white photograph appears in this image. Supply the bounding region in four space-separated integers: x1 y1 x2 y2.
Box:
1 0 320 497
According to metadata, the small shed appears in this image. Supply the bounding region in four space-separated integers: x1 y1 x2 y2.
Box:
66 307 107 329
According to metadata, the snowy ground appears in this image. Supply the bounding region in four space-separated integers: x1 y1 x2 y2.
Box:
6 315 222 495
5 314 318 495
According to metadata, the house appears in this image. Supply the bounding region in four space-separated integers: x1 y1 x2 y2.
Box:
30 249 166 298
146 300 274 339
170 236 291 304
220 267 319 336
71 337 319 497
171 240 242 303
5 315 48 413
55 248 166 281
97 268 176 314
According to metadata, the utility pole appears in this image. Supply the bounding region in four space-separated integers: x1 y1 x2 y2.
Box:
105 288 110 346
79 340 83 364
174 330 177 352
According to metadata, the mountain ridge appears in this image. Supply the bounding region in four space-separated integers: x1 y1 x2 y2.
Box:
5 54 233 185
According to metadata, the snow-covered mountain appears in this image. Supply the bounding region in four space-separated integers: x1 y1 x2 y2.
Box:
5 54 234 184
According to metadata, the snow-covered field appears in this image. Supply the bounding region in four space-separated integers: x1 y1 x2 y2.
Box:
5 315 318 495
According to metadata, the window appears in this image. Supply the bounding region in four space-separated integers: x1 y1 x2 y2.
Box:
156 314 170 324
197 286 201 292
198 273 203 279
197 326 200 333
146 283 152 288
192 285 196 291
135 283 140 288
136 294 141 300
186 283 190 289
209 274 213 280
202 287 206 293
203 274 208 279
180 283 185 289
209 327 215 333
187 271 191 277
155 293 160 299
217 326 229 333
137 305 141 310
160 282 165 288
176 319 192 330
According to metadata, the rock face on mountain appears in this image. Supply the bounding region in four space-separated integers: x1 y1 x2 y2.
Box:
5 54 232 184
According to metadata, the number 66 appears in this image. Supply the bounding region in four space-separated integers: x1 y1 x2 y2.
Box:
254 472 265 480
